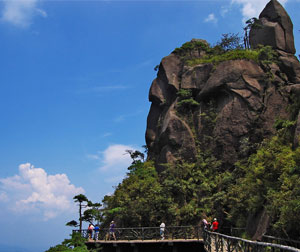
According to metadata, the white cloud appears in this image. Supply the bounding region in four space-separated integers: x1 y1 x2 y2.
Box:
231 0 288 21
99 144 133 172
204 13 218 24
0 163 84 220
87 144 137 186
1 0 47 28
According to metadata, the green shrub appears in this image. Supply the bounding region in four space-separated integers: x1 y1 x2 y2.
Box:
176 89 199 112
173 40 210 55
257 45 278 65
177 89 192 99
187 45 278 67
177 98 200 109
187 49 259 66
274 119 296 131
45 233 89 252
216 33 243 51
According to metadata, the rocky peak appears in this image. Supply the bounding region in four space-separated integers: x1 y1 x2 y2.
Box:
145 0 300 171
249 0 295 54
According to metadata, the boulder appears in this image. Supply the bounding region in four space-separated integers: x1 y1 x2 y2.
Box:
181 64 213 90
249 0 295 54
157 54 182 92
277 51 300 83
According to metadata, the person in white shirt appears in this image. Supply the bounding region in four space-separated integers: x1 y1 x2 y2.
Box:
160 222 166 240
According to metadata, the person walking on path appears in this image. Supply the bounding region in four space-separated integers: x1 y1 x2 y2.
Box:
202 218 209 230
94 224 100 241
87 224 94 240
160 222 166 240
109 221 116 240
211 218 219 232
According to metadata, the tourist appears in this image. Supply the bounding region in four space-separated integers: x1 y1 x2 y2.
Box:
87 224 94 240
109 221 116 240
202 217 209 230
94 224 100 241
211 218 219 232
160 222 166 240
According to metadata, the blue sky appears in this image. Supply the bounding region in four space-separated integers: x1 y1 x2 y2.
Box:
0 0 299 251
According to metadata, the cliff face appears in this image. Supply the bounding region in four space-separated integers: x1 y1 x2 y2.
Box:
145 0 300 171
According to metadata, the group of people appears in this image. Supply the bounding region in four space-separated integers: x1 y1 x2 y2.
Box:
201 217 219 232
87 224 100 240
87 217 219 241
87 221 116 241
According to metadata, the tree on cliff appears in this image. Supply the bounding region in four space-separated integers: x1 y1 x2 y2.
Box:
217 33 242 51
243 18 260 49
227 119 300 239
101 160 168 227
45 232 89 252
66 194 101 232
125 149 145 164
100 147 229 227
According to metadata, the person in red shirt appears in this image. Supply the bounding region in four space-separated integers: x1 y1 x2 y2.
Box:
211 218 219 232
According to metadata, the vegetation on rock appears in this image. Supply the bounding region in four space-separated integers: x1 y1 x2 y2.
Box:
100 118 300 240
227 122 300 239
66 195 102 232
100 150 224 228
176 89 200 113
187 45 277 66
45 233 90 252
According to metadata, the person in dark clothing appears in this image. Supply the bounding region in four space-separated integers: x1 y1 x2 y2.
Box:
109 221 116 240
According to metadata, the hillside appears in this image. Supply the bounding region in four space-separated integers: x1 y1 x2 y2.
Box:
102 0 300 241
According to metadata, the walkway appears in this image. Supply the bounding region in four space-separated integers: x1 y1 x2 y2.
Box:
78 226 204 252
74 226 300 252
203 230 300 252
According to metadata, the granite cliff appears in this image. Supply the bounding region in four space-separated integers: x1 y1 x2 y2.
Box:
146 0 300 172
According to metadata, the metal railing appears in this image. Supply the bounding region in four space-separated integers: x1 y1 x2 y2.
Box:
203 230 300 252
221 227 246 237
262 235 300 249
73 226 203 241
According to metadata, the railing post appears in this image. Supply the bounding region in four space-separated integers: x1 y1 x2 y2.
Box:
209 232 212 252
221 237 223 252
215 234 218 252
